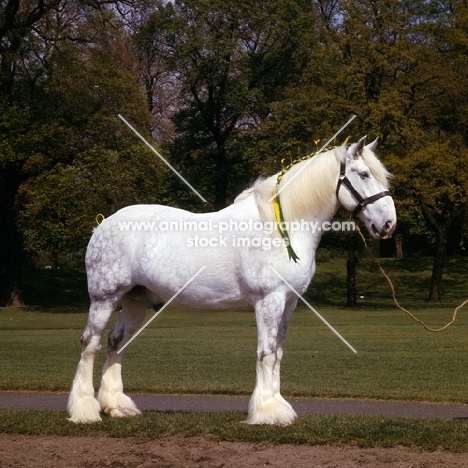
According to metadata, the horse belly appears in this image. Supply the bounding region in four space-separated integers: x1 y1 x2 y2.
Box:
133 235 249 311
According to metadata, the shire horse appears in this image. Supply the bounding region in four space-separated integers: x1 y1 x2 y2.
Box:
68 137 396 425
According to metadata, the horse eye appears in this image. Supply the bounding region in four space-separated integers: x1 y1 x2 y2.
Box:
359 171 370 179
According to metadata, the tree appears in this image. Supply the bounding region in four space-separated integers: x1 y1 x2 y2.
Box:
138 0 315 210
0 0 65 305
250 0 468 303
0 1 163 305
391 140 468 302
387 0 468 301
19 146 165 268
132 0 180 141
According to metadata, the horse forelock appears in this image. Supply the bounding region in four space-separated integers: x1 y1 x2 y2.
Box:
359 146 392 189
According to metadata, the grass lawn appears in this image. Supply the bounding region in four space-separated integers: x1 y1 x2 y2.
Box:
2 305 468 401
1 251 467 400
2 409 468 452
1 250 468 449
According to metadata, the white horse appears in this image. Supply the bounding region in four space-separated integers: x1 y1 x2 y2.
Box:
68 136 396 425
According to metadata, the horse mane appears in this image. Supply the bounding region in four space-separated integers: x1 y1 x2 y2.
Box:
234 143 391 227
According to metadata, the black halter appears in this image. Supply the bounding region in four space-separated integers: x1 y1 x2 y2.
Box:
336 160 391 219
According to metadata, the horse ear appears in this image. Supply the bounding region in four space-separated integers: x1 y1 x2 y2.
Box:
366 137 379 152
347 136 367 159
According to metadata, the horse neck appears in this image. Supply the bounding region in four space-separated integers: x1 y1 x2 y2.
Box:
279 149 342 225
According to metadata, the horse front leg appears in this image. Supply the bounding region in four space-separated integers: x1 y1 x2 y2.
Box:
247 296 298 425
98 296 147 418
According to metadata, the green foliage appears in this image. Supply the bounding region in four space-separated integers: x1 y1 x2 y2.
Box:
250 0 468 263
390 139 468 221
137 0 315 209
1 9 167 268
2 0 468 303
18 143 166 261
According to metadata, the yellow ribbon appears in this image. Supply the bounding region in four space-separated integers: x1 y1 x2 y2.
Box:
272 137 350 262
95 213 105 225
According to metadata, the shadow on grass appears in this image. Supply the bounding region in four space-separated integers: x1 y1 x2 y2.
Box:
21 269 89 312
305 251 468 309
19 254 468 312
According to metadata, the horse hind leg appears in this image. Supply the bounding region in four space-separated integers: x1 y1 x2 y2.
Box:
98 294 148 418
68 298 117 423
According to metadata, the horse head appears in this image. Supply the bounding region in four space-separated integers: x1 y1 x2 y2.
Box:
337 136 396 239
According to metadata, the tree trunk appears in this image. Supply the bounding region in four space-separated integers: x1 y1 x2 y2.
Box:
394 232 403 258
0 175 25 306
346 247 358 307
428 227 447 303
418 196 449 304
419 197 467 304
50 247 59 269
213 173 228 211
447 207 465 257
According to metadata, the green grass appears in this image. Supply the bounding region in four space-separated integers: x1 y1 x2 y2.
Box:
21 268 89 311
1 254 468 399
1 253 468 450
2 305 468 400
1 409 468 452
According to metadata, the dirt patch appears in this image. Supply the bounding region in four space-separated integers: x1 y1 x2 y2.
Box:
1 433 467 467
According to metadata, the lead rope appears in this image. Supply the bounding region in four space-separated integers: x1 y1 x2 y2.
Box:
355 224 468 332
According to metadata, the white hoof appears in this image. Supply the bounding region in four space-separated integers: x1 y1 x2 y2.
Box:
98 391 141 419
108 407 141 418
67 394 102 424
246 394 297 425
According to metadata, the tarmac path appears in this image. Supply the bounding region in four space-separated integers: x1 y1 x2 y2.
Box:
1 392 468 420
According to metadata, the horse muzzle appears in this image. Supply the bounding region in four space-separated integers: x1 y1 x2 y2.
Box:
370 219 396 240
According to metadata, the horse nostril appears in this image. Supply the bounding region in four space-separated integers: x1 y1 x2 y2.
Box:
384 220 395 233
